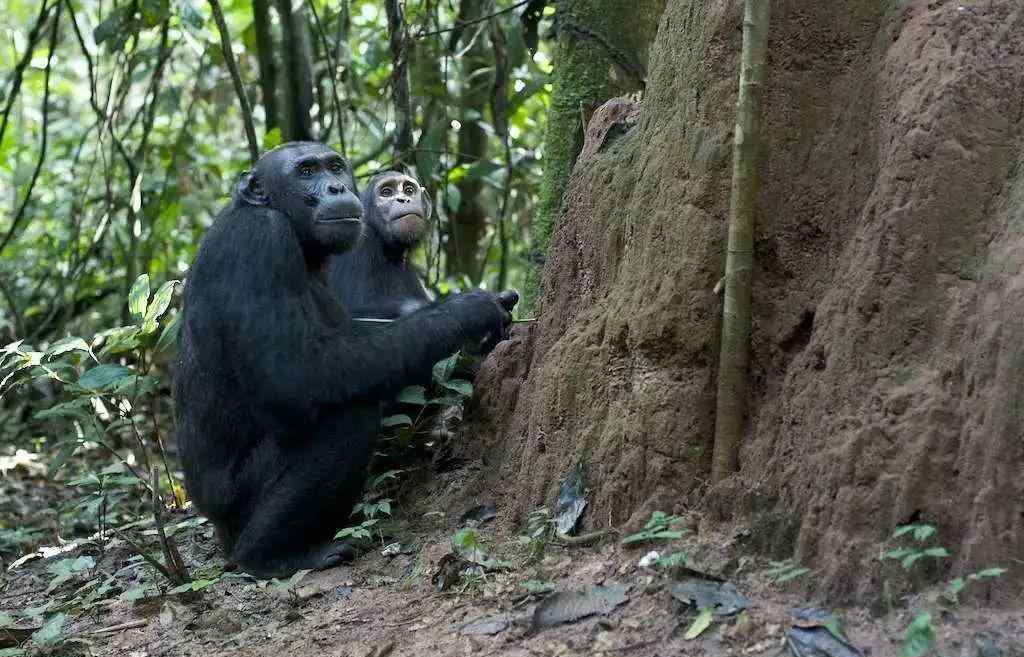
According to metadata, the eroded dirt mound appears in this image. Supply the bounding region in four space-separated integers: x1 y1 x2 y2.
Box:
471 0 1024 602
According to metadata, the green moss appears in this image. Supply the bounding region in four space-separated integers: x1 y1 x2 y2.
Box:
526 0 665 312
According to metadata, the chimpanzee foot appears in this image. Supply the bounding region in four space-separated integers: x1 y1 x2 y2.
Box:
233 540 355 579
310 540 357 571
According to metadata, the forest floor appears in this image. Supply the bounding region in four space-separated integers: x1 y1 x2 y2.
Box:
2 458 1022 657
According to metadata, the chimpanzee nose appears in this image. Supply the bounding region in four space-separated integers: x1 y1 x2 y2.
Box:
327 183 345 195
397 196 409 203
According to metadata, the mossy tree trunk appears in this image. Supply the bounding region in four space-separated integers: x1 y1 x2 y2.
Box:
711 0 771 483
526 0 665 310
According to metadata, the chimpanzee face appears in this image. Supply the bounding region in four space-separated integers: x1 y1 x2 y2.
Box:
237 142 364 254
365 172 431 249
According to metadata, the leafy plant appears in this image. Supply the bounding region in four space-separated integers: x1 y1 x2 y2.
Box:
653 551 689 569
884 524 950 570
622 512 686 545
901 612 935 657
517 507 554 562
765 559 811 584
452 528 509 571
943 567 1007 604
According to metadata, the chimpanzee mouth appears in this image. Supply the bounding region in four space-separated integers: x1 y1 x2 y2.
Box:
316 216 362 225
392 212 423 223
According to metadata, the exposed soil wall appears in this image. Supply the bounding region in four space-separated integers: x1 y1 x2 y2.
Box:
470 0 1024 602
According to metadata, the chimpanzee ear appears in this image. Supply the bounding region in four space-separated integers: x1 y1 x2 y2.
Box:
421 186 433 220
235 171 267 206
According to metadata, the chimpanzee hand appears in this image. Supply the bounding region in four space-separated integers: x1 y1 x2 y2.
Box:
444 289 515 354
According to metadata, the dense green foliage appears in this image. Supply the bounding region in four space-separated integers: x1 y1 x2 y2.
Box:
0 0 552 567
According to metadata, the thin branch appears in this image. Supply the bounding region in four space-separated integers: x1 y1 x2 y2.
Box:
309 0 347 156
0 1 54 146
415 0 531 39
0 3 61 258
208 0 259 164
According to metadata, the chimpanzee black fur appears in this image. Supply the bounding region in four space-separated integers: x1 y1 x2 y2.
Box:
174 143 513 578
327 171 433 319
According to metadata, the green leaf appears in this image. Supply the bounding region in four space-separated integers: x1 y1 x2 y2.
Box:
30 613 67 646
445 184 462 213
155 313 181 352
264 127 283 150
45 337 92 359
382 414 412 428
0 612 13 628
969 567 1007 580
683 607 713 640
913 525 936 541
944 577 965 603
128 274 151 322
78 364 135 391
0 648 26 657
179 0 204 28
901 612 935 657
141 281 177 334
139 0 170 27
521 580 555 595
775 566 811 583
168 578 219 595
93 7 128 46
921 547 950 559
397 385 427 405
440 378 473 397
431 354 459 385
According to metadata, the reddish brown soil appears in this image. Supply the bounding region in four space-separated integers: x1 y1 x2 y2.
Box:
469 0 1024 604
4 468 1022 656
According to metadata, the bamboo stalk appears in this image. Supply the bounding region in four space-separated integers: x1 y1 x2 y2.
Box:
711 0 771 483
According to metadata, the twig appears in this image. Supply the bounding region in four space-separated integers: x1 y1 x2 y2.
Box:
415 0 531 38
89 619 148 635
553 528 618 547
208 0 259 164
113 529 176 583
151 467 189 585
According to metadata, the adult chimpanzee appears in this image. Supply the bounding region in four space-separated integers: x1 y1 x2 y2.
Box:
326 171 432 319
175 142 515 578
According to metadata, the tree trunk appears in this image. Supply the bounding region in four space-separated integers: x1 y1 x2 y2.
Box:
385 0 413 165
275 0 315 142
444 0 492 284
252 0 280 135
711 0 771 482
525 0 665 309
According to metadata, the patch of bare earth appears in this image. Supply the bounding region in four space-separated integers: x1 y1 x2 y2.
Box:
3 465 1023 656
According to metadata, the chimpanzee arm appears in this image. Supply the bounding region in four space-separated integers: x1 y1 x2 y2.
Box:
188 207 507 413
349 297 430 320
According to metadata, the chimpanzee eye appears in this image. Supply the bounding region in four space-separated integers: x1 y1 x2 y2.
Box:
403 183 417 195
299 163 317 177
379 186 394 197
329 160 345 173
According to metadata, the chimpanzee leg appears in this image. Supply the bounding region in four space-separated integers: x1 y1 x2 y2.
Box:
229 410 378 578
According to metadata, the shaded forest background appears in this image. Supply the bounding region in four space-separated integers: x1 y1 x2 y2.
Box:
1 4 1023 651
